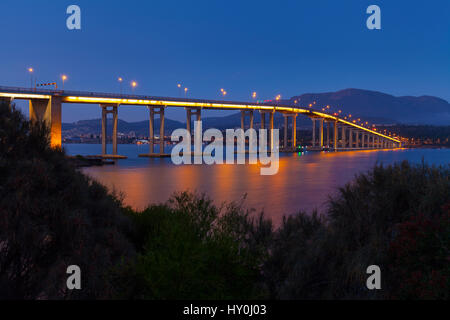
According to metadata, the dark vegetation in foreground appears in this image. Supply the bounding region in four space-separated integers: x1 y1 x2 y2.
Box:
0 102 449 300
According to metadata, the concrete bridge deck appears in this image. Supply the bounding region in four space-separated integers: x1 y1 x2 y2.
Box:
0 85 402 157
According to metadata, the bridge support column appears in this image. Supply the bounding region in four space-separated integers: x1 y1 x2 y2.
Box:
260 110 274 150
1 97 13 110
112 106 118 155
282 113 297 151
241 110 254 131
341 126 346 148
326 121 330 147
187 107 202 136
319 119 324 149
349 129 353 149
334 121 338 151
30 97 62 148
284 116 288 149
260 111 266 130
312 119 316 147
269 111 274 150
139 106 169 158
100 104 124 158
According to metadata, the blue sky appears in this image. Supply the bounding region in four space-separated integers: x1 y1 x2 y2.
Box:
0 0 449 122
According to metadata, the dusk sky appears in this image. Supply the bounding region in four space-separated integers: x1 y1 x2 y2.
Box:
1 0 449 122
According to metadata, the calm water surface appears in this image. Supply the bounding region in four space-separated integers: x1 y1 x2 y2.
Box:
65 144 450 225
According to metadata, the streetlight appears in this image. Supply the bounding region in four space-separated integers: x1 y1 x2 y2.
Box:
131 81 137 93
275 94 281 103
118 77 123 94
184 87 188 98
28 68 34 89
177 83 182 97
61 75 67 90
221 89 227 99
252 91 257 101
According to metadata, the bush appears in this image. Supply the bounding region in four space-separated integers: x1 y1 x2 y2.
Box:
114 192 272 299
264 161 450 299
388 204 450 299
0 103 134 299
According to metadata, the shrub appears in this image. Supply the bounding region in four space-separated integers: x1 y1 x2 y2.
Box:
114 192 272 300
388 204 450 299
0 103 134 299
264 161 450 299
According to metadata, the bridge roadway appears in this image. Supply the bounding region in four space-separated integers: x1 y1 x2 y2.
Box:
0 85 402 158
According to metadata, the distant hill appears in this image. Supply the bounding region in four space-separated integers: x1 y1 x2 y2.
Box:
287 88 450 125
62 88 450 137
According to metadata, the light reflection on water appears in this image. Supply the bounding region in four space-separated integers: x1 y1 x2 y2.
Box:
65 144 450 226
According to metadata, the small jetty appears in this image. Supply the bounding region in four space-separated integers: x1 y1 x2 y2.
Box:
67 155 116 167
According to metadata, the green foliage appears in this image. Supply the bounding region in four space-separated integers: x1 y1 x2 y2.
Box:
264 161 450 299
114 192 272 300
0 103 134 299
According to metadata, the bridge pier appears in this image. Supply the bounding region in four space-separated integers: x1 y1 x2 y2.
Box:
139 106 170 158
100 104 125 159
319 118 324 149
30 97 62 148
1 96 13 109
241 110 254 130
349 128 353 149
281 113 297 152
333 121 338 151
312 119 316 147
260 110 274 150
326 121 331 147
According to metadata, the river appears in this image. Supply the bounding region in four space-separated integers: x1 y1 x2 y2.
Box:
65 144 450 225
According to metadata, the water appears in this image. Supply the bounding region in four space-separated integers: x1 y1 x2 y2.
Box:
65 144 450 225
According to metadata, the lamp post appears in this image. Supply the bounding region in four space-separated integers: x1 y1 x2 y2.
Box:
131 81 137 93
28 68 34 89
184 87 188 98
177 83 182 97
61 75 67 90
118 77 123 95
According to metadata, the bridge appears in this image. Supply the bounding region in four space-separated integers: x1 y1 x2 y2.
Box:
0 85 402 158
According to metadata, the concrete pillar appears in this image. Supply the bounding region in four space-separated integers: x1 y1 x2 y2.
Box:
241 110 245 130
284 116 288 149
101 106 107 155
341 126 346 148
269 112 274 150
149 107 155 154
292 114 297 148
334 121 338 151
355 131 359 148
326 121 330 147
312 119 316 147
186 108 191 136
249 111 254 129
319 119 324 148
260 112 266 129
0 97 13 109
112 106 118 155
349 129 353 149
29 96 62 148
159 107 165 154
